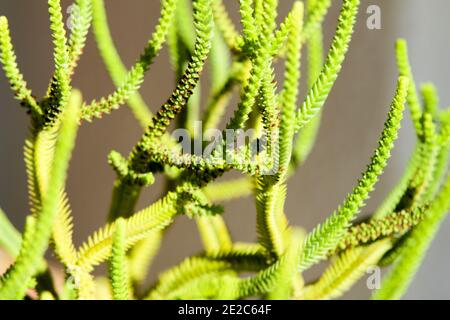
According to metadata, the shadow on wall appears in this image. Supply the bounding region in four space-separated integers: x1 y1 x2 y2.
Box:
0 0 449 299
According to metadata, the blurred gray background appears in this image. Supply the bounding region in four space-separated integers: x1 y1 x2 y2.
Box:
0 0 449 299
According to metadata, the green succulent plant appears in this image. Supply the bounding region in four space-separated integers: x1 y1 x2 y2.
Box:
0 0 449 300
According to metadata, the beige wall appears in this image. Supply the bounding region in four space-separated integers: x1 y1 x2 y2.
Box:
0 0 449 299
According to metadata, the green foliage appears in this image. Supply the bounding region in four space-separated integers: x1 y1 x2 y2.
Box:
0 17 41 118
396 39 423 137
68 0 92 72
302 0 332 41
130 0 213 154
128 231 162 285
0 0 449 301
43 0 72 127
373 173 450 300
296 0 359 131
335 207 425 253
91 0 151 128
299 240 392 300
253 1 304 259
299 76 408 271
211 0 240 52
0 208 21 258
227 0 278 130
77 191 179 270
83 0 178 123
291 0 325 170
0 90 81 299
279 1 304 178
109 218 131 300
